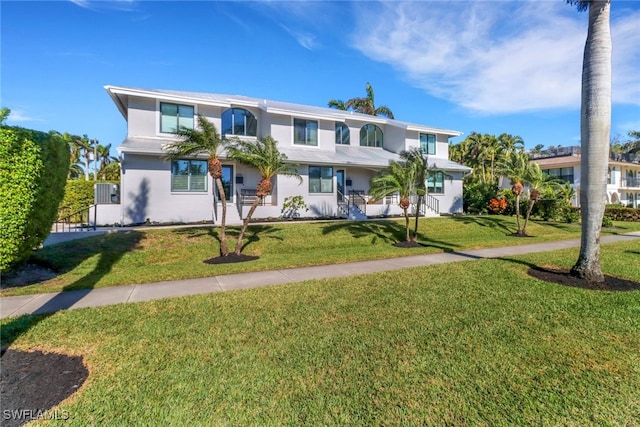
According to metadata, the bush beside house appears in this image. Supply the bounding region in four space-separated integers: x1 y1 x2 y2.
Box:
0 127 69 272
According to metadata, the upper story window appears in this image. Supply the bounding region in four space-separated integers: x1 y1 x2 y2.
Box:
360 124 383 147
420 133 436 155
335 123 350 145
222 108 257 137
294 118 318 146
171 159 207 192
161 103 194 134
543 167 574 184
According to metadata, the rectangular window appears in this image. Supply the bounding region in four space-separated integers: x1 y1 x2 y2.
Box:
427 171 444 194
309 166 333 193
542 167 573 184
294 118 318 146
171 160 207 192
420 133 436 155
161 103 194 134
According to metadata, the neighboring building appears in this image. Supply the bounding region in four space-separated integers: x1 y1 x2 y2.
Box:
531 146 640 208
100 86 470 226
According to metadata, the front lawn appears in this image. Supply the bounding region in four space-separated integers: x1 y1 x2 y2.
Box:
2 240 639 425
2 216 639 296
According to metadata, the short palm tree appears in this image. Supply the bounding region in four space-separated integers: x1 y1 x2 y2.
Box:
165 115 230 256
498 151 531 235
521 164 561 235
227 136 302 256
369 159 417 243
400 148 427 242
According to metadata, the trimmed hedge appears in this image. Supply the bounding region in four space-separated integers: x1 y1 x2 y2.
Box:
604 206 640 222
0 127 70 272
59 180 97 221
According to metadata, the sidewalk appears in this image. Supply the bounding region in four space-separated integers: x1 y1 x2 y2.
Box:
3 232 639 319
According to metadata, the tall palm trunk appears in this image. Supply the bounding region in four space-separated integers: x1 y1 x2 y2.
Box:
412 193 422 242
214 178 229 256
234 196 262 256
571 0 611 284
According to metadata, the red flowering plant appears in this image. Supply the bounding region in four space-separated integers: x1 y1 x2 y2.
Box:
487 197 508 215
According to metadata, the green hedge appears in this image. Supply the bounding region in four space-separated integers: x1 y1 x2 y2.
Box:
604 206 640 222
0 127 70 272
59 180 97 221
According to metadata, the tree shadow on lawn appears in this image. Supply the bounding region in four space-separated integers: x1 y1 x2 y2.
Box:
1 231 144 351
500 256 640 291
321 219 462 252
449 215 516 235
173 225 282 262
322 219 405 244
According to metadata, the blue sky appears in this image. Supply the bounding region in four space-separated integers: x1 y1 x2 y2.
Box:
2 0 640 158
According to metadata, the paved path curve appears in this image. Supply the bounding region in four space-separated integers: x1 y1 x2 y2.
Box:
2 232 639 319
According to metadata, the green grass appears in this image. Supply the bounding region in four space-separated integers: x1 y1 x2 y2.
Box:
2 240 639 425
3 216 639 296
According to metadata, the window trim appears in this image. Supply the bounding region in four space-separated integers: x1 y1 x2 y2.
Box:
222 107 257 137
427 171 445 194
160 102 195 134
335 122 350 145
171 159 208 193
308 165 333 193
359 124 383 148
420 133 436 155
293 118 319 146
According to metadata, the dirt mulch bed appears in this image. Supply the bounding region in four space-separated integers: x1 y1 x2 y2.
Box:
528 267 640 291
203 254 259 264
0 349 88 427
1 264 58 290
392 241 422 248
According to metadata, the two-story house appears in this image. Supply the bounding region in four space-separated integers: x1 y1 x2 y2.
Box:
102 86 470 226
531 146 640 208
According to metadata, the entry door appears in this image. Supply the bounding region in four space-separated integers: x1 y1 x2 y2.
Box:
337 169 345 202
218 165 233 202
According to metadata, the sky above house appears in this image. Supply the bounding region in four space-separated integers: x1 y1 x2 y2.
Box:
2 0 640 159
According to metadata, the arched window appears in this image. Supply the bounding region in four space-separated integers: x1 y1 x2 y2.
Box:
222 108 257 137
360 124 383 147
335 123 350 145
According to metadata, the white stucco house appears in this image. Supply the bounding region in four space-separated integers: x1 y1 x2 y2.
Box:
98 85 470 226
531 146 640 208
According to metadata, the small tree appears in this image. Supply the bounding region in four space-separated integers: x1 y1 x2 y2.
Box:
521 164 561 235
369 160 417 243
227 136 302 256
165 115 230 256
498 152 531 235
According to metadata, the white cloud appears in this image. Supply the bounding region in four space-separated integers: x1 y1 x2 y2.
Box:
351 1 640 115
5 109 42 123
69 0 137 12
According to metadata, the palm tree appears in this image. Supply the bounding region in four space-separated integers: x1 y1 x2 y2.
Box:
521 164 561 235
369 159 417 243
329 82 395 119
498 151 531 235
400 148 427 242
76 135 92 181
97 143 117 180
327 99 347 110
623 130 640 154
165 115 230 256
226 136 301 256
568 0 611 284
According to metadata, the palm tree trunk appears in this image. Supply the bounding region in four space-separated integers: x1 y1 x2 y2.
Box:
515 194 522 234
215 178 229 256
404 208 410 242
234 196 262 256
522 200 536 235
571 0 611 284
412 194 422 242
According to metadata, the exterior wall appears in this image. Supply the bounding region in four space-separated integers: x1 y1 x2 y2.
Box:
120 154 215 224
383 125 405 153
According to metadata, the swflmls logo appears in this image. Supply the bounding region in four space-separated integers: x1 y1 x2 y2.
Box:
2 409 70 421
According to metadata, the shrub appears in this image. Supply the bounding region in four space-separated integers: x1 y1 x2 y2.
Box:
463 182 497 214
0 127 70 272
602 215 614 227
604 206 640 222
280 195 308 219
487 197 508 215
58 180 98 221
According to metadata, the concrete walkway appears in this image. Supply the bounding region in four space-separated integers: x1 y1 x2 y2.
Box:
2 232 639 319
